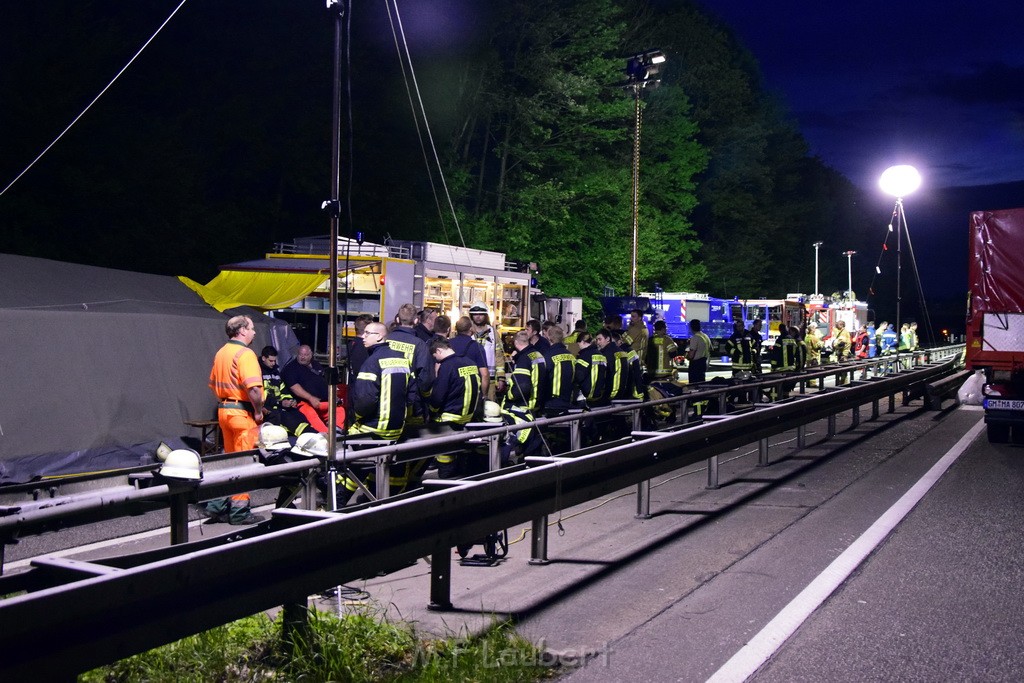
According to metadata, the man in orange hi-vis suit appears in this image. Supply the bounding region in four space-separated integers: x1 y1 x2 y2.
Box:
205 314 266 524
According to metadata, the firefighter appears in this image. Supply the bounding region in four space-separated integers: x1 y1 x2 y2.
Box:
727 320 754 376
469 304 507 401
542 326 576 416
574 333 609 408
259 346 313 438
685 319 712 384
425 337 481 478
646 320 679 380
388 303 435 426
748 319 765 376
623 309 649 365
336 322 412 504
504 330 545 412
771 324 797 373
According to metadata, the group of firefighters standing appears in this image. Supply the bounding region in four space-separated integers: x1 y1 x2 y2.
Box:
207 304 923 517
726 317 921 391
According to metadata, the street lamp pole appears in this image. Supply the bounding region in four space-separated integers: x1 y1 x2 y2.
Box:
813 241 823 296
843 250 856 302
623 49 666 297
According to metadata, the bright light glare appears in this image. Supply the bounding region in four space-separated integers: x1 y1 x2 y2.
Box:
879 165 922 197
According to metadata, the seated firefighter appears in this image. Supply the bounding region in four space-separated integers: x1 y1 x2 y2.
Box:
281 344 346 434
260 346 314 439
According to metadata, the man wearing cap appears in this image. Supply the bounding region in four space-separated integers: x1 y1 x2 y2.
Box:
206 314 265 524
469 304 507 401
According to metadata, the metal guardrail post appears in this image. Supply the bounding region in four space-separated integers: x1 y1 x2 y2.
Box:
428 543 453 610
569 421 581 451
872 398 880 420
681 399 690 425
169 492 189 545
827 413 837 437
529 517 550 565
797 424 806 449
707 455 719 489
488 434 501 471
758 437 769 466
636 479 651 518
889 393 896 413
302 474 318 511
852 403 861 428
281 600 309 644
375 456 390 501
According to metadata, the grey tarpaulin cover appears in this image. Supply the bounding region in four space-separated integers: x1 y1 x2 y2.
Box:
0 254 298 484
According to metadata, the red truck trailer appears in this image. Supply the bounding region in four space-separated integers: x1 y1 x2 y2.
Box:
966 207 1024 442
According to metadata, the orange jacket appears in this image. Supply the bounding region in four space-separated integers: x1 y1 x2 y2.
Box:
209 341 263 404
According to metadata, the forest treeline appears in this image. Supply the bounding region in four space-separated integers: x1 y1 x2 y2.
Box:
1 0 879 318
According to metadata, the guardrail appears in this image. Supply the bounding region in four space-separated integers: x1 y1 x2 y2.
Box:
0 345 965 567
0 354 962 679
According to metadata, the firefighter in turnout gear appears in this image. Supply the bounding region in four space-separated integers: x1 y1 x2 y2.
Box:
542 326 576 415
646 320 679 380
574 333 608 408
388 303 435 426
260 346 313 438
504 330 548 412
335 322 412 505
425 337 481 478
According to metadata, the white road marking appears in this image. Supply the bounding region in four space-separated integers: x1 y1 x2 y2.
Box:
706 414 986 683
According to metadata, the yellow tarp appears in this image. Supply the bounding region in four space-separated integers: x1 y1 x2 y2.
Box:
179 270 328 312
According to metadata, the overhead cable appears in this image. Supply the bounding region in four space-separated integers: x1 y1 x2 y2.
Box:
0 0 190 199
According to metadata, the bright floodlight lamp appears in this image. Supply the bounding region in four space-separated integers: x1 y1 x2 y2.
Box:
879 164 921 198
625 49 667 88
878 164 929 366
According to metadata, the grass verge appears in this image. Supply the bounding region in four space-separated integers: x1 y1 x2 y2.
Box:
80 608 561 682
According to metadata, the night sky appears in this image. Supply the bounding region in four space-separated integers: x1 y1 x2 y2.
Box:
695 1 1024 191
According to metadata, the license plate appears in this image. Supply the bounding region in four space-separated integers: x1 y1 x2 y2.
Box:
985 399 1024 411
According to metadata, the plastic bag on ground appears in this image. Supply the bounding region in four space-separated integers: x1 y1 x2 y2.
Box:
957 369 986 406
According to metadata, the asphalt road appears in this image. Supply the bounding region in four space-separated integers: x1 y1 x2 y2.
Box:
9 397 1018 682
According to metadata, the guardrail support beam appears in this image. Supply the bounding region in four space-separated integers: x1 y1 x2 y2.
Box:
758 437 769 466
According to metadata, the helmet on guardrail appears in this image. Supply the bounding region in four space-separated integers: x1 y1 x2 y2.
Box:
294 432 329 458
258 424 290 456
158 448 203 481
483 400 503 423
